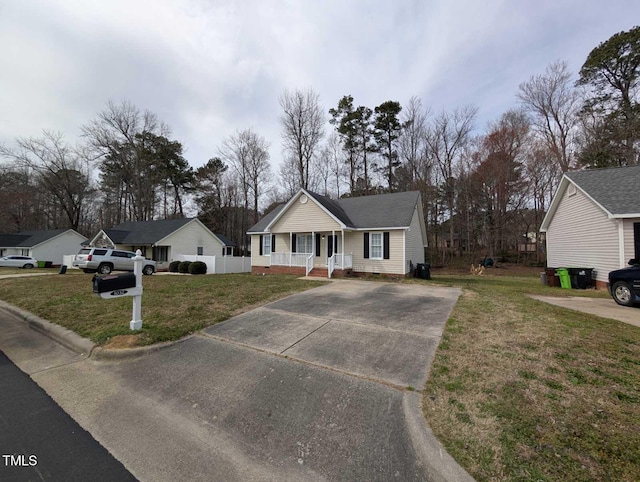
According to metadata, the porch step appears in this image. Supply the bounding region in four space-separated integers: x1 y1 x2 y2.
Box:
308 268 328 277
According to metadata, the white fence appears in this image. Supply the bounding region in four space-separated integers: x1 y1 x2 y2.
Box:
172 255 251 274
63 254 80 269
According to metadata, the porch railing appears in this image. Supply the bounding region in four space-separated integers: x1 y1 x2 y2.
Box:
334 253 353 269
270 252 308 267
328 255 335 278
305 254 314 276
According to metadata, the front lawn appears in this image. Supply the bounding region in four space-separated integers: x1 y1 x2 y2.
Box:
0 273 323 347
422 273 640 481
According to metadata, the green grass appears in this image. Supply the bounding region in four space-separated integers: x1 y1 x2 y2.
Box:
0 273 323 347
419 273 640 481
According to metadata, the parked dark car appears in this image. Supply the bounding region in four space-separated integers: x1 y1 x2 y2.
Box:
608 259 640 307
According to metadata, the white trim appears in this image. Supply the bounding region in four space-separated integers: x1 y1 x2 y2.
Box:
265 188 347 231
402 229 406 274
353 226 409 231
619 219 626 268
370 232 383 260
262 234 272 256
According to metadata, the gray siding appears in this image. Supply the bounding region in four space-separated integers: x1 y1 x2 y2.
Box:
406 206 425 270
546 187 620 283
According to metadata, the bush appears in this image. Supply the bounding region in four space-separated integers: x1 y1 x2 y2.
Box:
189 261 207 275
178 261 192 273
169 260 181 272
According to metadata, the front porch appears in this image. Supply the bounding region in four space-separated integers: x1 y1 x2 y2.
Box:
269 251 353 278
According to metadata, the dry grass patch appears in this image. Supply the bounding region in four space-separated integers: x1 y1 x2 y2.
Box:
0 273 324 347
422 273 640 481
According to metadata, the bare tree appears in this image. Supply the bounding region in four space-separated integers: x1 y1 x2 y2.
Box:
279 88 325 190
517 60 580 172
399 96 429 189
425 106 478 260
0 131 93 230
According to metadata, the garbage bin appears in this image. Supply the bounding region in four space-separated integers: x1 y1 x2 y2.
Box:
44 261 52 268
416 263 431 280
567 267 595 289
545 267 560 287
540 272 547 285
556 268 571 289
58 265 67 275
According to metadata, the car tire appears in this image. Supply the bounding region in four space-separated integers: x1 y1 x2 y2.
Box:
23 263 34 269
142 265 155 276
98 263 113 275
612 281 634 307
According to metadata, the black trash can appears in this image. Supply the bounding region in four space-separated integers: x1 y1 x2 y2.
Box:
568 267 595 289
58 265 67 274
416 263 431 280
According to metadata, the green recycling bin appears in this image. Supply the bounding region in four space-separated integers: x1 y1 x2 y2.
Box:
556 268 571 289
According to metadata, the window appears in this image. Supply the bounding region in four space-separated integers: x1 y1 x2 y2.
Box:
370 233 383 259
262 235 271 256
296 234 313 254
112 251 129 258
21 249 29 256
197 246 204 256
155 246 169 262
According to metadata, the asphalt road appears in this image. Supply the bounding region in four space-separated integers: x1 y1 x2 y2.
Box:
0 350 136 482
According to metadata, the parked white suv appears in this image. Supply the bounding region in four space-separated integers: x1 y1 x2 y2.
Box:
73 248 156 275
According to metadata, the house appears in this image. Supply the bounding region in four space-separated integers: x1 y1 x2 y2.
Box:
540 165 640 288
87 218 234 270
0 229 87 265
247 189 428 277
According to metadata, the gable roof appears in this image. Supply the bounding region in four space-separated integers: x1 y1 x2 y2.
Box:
247 189 421 233
94 218 234 247
214 233 236 247
541 165 640 232
0 229 83 248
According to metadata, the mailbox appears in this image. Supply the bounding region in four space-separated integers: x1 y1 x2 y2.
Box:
93 273 141 298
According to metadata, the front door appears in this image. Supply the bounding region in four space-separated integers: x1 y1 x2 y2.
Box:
325 235 339 265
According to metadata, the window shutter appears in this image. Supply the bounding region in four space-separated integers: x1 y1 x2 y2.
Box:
292 234 297 253
259 235 263 256
328 235 333 257
383 232 390 259
315 233 321 256
271 234 276 252
364 232 369 259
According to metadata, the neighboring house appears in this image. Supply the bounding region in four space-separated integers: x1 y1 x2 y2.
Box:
87 218 234 270
248 189 428 277
0 229 87 265
540 165 640 288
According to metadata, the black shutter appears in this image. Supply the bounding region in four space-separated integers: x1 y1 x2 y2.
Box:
315 233 321 256
364 232 369 259
259 235 263 256
383 232 390 259
272 234 276 252
328 235 333 257
292 234 297 253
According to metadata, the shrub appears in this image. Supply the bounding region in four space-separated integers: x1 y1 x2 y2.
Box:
178 261 192 273
189 261 207 275
169 260 181 272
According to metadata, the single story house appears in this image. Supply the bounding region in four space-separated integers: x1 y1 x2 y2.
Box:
540 165 640 288
88 218 234 270
0 229 87 265
248 189 428 277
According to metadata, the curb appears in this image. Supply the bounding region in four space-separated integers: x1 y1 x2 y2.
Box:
403 391 476 482
0 300 182 361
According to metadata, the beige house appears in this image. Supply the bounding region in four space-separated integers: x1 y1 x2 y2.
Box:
0 229 87 265
540 165 640 288
248 189 427 277
88 218 234 270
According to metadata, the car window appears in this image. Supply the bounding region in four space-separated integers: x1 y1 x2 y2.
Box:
93 249 108 256
79 249 91 254
126 252 135 259
112 251 129 258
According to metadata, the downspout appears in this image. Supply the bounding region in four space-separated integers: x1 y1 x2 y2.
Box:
619 220 626 268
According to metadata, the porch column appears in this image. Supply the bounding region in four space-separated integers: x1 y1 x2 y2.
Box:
341 230 345 268
289 232 292 266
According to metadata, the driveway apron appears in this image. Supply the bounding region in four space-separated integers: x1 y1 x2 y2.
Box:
205 280 459 388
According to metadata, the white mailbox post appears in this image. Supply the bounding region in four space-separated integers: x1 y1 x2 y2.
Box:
93 249 144 331
130 249 144 331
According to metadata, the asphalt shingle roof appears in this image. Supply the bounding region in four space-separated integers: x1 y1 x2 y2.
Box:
0 229 71 248
566 165 640 215
247 190 421 232
106 219 193 245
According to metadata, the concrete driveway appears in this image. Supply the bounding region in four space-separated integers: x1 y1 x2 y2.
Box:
0 279 466 482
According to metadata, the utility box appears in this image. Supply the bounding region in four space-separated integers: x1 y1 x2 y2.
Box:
93 273 140 299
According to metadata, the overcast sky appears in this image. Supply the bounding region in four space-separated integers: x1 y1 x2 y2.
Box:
1 0 639 171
